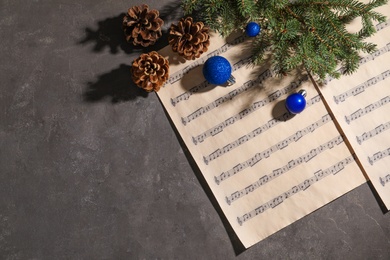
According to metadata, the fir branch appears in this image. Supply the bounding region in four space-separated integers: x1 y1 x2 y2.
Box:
182 0 388 80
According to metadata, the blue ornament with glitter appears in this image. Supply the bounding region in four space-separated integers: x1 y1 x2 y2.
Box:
203 56 235 85
285 90 307 114
246 22 261 37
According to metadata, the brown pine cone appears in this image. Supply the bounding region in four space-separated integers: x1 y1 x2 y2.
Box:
169 17 210 60
131 51 169 92
123 4 164 47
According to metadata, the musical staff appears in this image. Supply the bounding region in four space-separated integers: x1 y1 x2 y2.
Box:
356 121 390 145
322 18 390 86
345 96 390 124
203 95 322 164
323 41 390 85
214 114 332 184
170 55 253 106
379 174 390 187
225 135 344 205
156 3 390 247
368 147 390 165
181 69 273 125
236 156 355 226
165 34 247 87
319 8 390 211
192 76 309 145
375 18 390 32
333 68 390 104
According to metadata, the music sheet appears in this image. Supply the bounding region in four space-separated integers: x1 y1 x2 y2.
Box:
319 4 390 209
157 31 365 247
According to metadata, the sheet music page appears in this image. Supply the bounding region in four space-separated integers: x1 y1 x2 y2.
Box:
319 3 390 210
157 31 365 248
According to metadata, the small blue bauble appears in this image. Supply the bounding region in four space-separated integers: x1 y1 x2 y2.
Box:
286 92 307 114
246 22 261 37
203 56 232 85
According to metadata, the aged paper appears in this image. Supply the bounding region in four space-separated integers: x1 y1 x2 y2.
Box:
157 31 365 247
319 4 390 210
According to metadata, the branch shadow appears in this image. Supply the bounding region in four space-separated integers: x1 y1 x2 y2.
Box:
78 2 183 55
83 64 149 103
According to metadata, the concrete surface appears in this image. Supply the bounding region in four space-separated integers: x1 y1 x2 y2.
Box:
0 0 389 259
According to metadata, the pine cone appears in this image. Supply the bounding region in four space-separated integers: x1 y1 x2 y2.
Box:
123 4 164 47
169 17 210 60
131 51 169 92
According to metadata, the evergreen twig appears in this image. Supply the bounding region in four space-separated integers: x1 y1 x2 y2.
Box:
182 0 388 80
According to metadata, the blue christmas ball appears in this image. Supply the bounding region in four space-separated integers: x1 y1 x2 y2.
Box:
202 56 232 85
286 92 307 114
246 22 261 37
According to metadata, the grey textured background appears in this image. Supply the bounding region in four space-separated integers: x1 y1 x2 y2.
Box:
0 0 389 259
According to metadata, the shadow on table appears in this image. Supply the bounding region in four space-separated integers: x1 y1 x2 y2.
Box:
83 64 149 103
161 107 247 255
367 180 389 214
78 1 183 55
79 2 183 103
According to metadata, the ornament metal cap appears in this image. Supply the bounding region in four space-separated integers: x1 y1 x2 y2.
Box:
298 89 307 97
227 75 236 86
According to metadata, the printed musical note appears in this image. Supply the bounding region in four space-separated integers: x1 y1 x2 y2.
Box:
333 68 390 104
232 56 253 70
375 18 390 32
193 77 310 145
345 96 390 124
225 135 344 204
324 41 390 86
215 114 332 184
368 147 390 165
356 121 390 144
170 54 253 107
379 174 390 186
156 4 390 247
203 96 321 163
164 34 247 89
181 69 273 125
236 156 355 225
